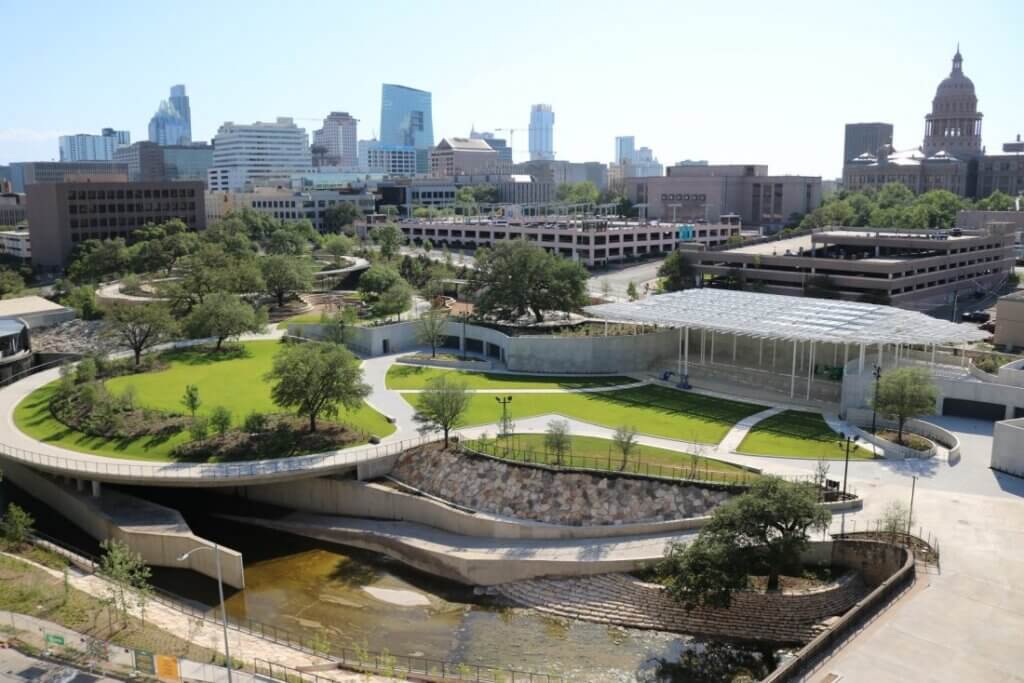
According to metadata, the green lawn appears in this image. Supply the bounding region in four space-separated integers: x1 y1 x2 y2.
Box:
387 365 635 390
737 410 877 460
467 433 757 483
13 340 395 461
410 385 763 444
276 311 326 329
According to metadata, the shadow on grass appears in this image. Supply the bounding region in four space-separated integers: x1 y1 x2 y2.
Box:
158 344 252 366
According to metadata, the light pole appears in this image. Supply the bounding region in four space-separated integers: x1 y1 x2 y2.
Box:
495 395 513 448
907 475 918 536
839 432 859 500
870 364 883 435
177 545 232 683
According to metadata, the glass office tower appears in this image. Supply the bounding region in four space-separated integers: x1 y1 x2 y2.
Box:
380 84 434 173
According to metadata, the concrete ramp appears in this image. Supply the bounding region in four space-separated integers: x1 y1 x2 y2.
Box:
2 461 245 589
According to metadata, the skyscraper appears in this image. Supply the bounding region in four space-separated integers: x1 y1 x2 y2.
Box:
207 118 312 191
529 104 554 161
148 84 192 146
615 136 635 164
312 112 359 168
843 122 893 165
380 84 433 173
58 128 131 161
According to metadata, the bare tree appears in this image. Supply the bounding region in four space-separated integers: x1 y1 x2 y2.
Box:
416 308 449 358
613 424 639 471
415 375 470 447
544 419 571 466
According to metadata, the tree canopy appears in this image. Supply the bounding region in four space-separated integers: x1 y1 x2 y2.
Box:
371 223 405 260
414 374 470 446
104 303 178 365
322 203 361 234
260 255 311 307
184 293 266 349
473 241 588 322
265 342 370 432
657 251 696 292
871 367 938 443
556 181 600 205
658 477 829 606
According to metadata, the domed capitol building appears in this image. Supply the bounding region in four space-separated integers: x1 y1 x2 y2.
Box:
844 48 1023 198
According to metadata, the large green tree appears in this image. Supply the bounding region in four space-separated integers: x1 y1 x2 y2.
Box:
184 293 266 349
265 342 370 432
261 255 311 307
556 181 600 205
659 477 830 606
358 264 403 302
473 241 588 322
322 203 361 234
871 367 938 444
658 251 696 292
371 223 405 260
414 374 470 446
104 303 178 365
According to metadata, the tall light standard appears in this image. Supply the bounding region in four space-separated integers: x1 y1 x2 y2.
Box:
870 365 883 434
177 545 232 683
839 432 859 500
495 395 513 452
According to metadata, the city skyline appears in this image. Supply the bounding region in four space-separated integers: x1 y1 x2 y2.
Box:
1 0 1022 178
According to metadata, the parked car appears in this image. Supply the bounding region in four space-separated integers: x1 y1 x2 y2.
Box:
962 311 991 323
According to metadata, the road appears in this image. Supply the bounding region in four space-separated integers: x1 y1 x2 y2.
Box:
587 258 666 300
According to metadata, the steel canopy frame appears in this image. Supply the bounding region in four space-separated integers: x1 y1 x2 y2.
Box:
584 289 987 347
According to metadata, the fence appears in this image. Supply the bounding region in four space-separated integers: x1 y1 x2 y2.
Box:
25 533 562 683
256 652 564 683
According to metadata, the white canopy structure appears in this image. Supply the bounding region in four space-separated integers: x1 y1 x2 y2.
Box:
585 289 986 346
585 290 988 400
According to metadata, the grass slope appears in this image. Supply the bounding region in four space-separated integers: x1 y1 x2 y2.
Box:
14 340 394 462
411 384 763 444
469 433 756 481
737 410 876 460
387 364 635 390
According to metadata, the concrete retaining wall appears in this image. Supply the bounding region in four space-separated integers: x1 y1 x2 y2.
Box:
845 409 960 460
991 418 1024 476
2 461 245 589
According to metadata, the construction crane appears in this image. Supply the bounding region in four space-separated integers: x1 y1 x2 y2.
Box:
494 127 528 161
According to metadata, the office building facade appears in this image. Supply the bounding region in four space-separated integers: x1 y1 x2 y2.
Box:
529 104 554 161
312 112 358 168
208 118 312 191
380 84 433 173
58 128 131 162
7 162 129 192
148 84 192 146
205 188 374 231
429 138 501 177
469 130 513 165
113 142 214 182
362 143 418 175
615 136 635 164
843 123 894 166
27 180 205 268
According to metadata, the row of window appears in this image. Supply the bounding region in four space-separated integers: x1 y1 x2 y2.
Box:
69 202 197 214
66 188 196 200
660 194 707 202
70 215 196 230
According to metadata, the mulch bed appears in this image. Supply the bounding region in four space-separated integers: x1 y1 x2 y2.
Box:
171 415 366 462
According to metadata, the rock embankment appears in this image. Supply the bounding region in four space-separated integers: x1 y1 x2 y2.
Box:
389 447 734 526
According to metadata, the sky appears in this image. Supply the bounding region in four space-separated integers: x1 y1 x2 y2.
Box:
2 0 1022 179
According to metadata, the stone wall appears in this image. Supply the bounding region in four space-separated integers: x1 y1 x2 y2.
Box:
389 447 734 526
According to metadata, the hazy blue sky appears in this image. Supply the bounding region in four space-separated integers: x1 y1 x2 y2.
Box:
2 0 1021 178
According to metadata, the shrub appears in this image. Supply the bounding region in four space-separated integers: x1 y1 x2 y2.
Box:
1 503 34 547
75 358 98 384
243 411 268 434
117 386 137 412
210 406 232 436
190 416 209 441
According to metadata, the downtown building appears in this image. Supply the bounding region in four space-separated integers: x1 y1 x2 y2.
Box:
7 161 129 192
148 85 193 146
205 186 374 232
429 137 507 176
312 112 358 168
207 118 312 191
528 104 554 161
113 142 213 182
843 49 1024 199
59 128 131 161
380 84 434 174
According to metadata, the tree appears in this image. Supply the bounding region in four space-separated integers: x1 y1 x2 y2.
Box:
98 538 152 624
473 241 588 322
871 367 938 444
210 406 232 436
184 293 266 350
261 255 311 307
416 308 449 358
974 190 1016 211
181 384 201 417
265 343 370 432
319 307 357 345
613 424 639 471
658 251 696 292
658 477 830 605
357 264 402 303
556 181 600 205
544 418 571 466
1 503 34 547
374 280 413 320
880 500 913 540
371 224 405 260
626 281 639 301
322 203 361 234
414 375 470 446
322 234 354 264
0 269 25 297
60 283 103 320
267 228 307 255
67 238 131 283
105 303 177 366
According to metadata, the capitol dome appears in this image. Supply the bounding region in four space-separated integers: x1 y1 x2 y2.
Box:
923 46 983 158
933 48 976 100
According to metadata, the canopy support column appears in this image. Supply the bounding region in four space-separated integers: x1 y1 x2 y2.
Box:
732 334 737 363
858 344 866 374
790 339 798 398
710 331 716 364
677 327 682 378
878 342 884 369
759 338 764 367
931 344 936 366
684 327 690 376
806 340 816 401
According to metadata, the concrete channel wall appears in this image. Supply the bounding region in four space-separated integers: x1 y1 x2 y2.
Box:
2 461 245 589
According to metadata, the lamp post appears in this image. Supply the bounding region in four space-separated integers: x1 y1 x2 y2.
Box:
870 364 883 435
495 395 513 450
177 545 232 683
839 432 859 500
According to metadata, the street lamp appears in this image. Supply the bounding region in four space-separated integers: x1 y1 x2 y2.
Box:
870 365 883 435
177 544 232 683
495 395 513 449
839 432 859 500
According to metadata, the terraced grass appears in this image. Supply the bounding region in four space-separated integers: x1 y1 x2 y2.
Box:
410 384 763 444
467 433 757 482
737 410 877 460
13 340 394 461
387 364 635 390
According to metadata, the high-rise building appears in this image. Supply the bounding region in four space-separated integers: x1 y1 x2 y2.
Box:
614 136 635 164
843 123 894 165
113 142 214 182
429 138 500 177
470 129 513 165
58 128 131 161
361 142 418 176
528 104 554 161
148 84 193 146
7 161 129 192
207 118 312 191
380 84 433 173
312 112 358 168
